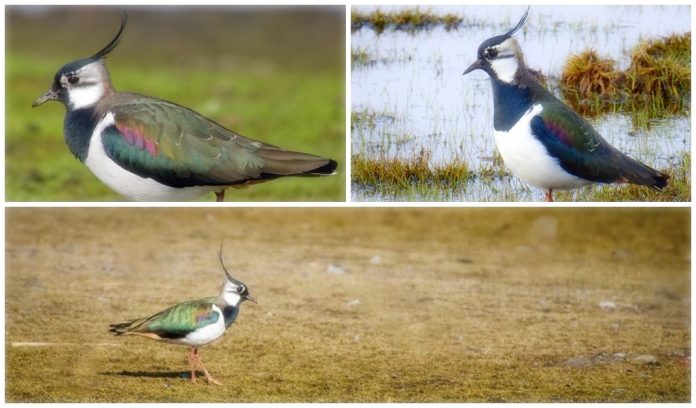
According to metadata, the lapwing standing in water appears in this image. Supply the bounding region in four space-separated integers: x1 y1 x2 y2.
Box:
110 245 256 385
32 11 337 202
463 7 668 201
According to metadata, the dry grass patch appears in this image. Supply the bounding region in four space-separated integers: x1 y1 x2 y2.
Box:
560 33 690 120
6 208 690 402
352 8 463 33
352 151 470 189
624 32 691 115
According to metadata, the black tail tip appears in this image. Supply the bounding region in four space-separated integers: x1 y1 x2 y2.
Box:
653 173 670 190
109 323 125 335
312 159 338 175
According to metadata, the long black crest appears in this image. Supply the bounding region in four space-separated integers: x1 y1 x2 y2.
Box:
91 10 128 60
503 6 529 37
218 240 244 286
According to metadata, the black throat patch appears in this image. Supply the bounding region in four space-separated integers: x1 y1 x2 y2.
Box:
491 78 533 132
64 107 101 162
221 305 240 329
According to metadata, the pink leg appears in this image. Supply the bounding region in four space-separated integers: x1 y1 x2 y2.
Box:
188 347 197 383
191 348 222 385
545 189 554 202
215 190 225 202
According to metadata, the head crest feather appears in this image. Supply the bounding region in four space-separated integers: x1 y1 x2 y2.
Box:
91 10 128 60
503 6 529 37
218 239 244 286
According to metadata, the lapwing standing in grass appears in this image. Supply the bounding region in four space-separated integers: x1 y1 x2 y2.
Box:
32 11 337 202
109 245 256 385
463 7 668 201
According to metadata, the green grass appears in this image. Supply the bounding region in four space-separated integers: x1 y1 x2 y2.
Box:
6 7 345 202
6 208 691 402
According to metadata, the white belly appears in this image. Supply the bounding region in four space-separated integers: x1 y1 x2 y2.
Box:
84 112 215 201
168 304 227 347
494 104 591 191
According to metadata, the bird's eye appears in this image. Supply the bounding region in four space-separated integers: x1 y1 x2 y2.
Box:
236 286 244 294
485 48 498 59
67 75 79 85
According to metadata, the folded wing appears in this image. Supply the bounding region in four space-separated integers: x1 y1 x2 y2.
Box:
101 94 337 188
109 297 219 340
531 103 668 188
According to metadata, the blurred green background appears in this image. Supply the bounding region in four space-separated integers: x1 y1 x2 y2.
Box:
6 5 346 201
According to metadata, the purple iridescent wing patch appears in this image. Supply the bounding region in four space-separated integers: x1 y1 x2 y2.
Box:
542 118 574 147
115 123 158 156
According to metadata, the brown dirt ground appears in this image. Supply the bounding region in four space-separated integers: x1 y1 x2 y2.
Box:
5 208 690 402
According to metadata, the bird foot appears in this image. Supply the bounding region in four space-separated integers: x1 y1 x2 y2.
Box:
188 372 222 385
215 190 225 202
188 346 221 385
206 376 223 386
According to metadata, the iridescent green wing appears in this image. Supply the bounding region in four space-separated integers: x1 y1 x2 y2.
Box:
531 95 665 186
101 93 336 188
128 297 219 339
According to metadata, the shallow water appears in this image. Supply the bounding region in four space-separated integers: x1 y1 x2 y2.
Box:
351 5 691 202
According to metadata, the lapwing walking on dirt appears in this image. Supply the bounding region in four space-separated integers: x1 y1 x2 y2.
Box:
463 7 668 201
32 11 337 202
109 245 256 385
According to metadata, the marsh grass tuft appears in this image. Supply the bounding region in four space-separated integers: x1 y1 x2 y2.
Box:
623 33 691 116
477 151 508 180
351 109 397 131
560 50 621 115
561 33 690 120
352 8 463 33
352 151 470 190
351 48 372 68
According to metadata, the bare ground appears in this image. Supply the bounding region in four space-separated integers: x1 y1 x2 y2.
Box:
5 208 690 402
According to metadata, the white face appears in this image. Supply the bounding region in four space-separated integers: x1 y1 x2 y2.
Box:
62 61 109 110
220 279 245 306
486 38 521 83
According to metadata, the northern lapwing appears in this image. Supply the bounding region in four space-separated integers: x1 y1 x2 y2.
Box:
109 245 256 385
463 7 668 201
32 11 337 202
